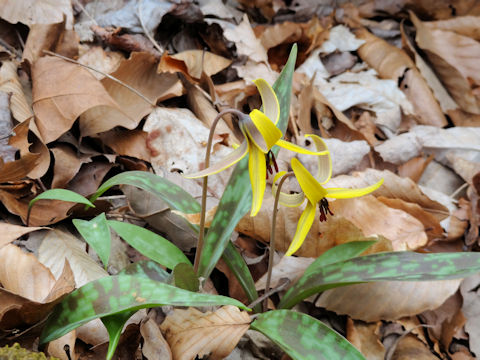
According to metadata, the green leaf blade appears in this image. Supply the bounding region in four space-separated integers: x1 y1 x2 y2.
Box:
40 274 250 344
251 310 365 360
90 171 201 214
73 213 111 269
29 189 95 209
108 220 190 270
279 251 480 309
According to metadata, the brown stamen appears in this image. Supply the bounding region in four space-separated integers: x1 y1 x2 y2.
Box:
319 198 334 222
265 150 279 179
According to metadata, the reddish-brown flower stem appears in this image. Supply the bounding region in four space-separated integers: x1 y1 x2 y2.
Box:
194 108 246 274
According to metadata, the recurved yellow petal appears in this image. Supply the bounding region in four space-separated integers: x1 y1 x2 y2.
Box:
272 171 305 208
248 142 267 216
306 134 332 184
285 201 316 256
325 178 384 199
253 78 279 125
291 158 326 204
276 138 329 156
247 109 282 152
184 141 248 178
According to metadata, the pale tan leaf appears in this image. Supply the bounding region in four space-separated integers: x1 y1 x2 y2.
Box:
355 27 447 127
46 331 77 360
77 46 124 80
160 306 250 360
99 129 151 162
0 0 73 28
31 56 121 143
331 196 428 251
38 229 107 287
346 320 385 360
0 222 45 249
327 169 450 221
81 52 183 137
411 12 480 114
141 318 172 360
169 50 231 79
424 15 480 40
51 144 91 188
316 279 461 322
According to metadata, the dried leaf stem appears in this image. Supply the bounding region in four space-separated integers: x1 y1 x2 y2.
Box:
42 50 156 107
264 171 294 311
194 109 245 274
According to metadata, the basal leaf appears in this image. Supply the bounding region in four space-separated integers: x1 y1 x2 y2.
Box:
40 274 250 344
251 310 365 360
90 171 201 214
108 220 190 270
73 213 111 269
197 44 298 280
279 251 480 309
173 262 199 292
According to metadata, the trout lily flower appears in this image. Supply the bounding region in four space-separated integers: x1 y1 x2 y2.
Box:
273 135 384 256
185 79 327 217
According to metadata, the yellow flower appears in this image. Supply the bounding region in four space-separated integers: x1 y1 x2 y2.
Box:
185 79 327 217
273 135 384 256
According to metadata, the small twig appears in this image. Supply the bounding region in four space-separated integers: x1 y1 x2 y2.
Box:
450 182 469 199
194 108 246 274
264 172 294 311
72 0 98 25
97 195 126 201
105 213 142 221
138 0 164 55
249 278 290 310
42 50 156 107
0 131 14 141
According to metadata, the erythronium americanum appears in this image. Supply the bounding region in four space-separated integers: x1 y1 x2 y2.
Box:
273 135 384 256
185 79 327 217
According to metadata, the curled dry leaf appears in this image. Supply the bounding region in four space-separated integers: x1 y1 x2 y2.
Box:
410 12 480 114
159 50 231 79
140 318 172 360
0 0 74 28
0 244 74 330
330 196 428 251
99 129 151 162
81 52 183 137
355 27 447 127
0 222 45 249
316 279 461 322
160 305 250 360
346 320 386 360
31 56 121 143
51 144 91 189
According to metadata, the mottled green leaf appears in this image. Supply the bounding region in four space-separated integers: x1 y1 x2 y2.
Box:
108 220 190 270
251 310 365 360
173 262 199 292
73 213 111 269
279 251 480 309
119 260 171 283
40 275 250 344
90 171 201 214
28 189 94 218
197 44 298 280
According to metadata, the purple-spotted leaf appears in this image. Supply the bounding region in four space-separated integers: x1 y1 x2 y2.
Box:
251 310 365 360
197 44 297 280
89 171 201 214
40 275 249 344
107 220 190 270
278 251 480 309
73 213 111 269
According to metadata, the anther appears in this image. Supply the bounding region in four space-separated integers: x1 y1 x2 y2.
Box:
319 198 334 222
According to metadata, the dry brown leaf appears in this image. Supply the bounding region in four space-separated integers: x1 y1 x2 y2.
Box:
327 169 450 221
411 12 480 114
168 50 231 79
449 108 480 127
77 46 124 80
0 60 34 124
390 334 438 360
0 222 45 249
51 144 91 188
140 318 172 360
31 56 121 143
0 153 39 182
447 198 470 241
331 196 428 251
316 279 461 322
0 0 73 28
346 320 385 360
67 161 113 197
160 306 250 360
99 129 150 162
81 52 183 137
0 244 74 330
397 155 433 183
377 196 444 241
46 331 77 360
23 22 78 65
355 27 447 127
